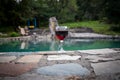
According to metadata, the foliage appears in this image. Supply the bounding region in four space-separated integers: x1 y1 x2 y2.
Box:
0 0 78 26
76 0 120 25
103 0 120 24
0 0 120 33
110 24 120 32
57 0 78 23
0 0 39 26
76 0 100 20
0 26 15 33
9 32 20 37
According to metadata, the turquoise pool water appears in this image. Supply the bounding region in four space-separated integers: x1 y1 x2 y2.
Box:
0 39 120 52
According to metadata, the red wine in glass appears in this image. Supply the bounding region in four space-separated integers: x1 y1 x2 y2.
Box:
55 30 68 53
55 30 68 40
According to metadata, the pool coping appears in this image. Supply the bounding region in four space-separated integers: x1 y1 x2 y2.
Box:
69 36 120 39
0 48 120 55
0 51 75 55
0 33 120 42
68 33 120 39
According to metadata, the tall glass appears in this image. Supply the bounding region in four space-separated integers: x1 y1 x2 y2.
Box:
55 30 68 53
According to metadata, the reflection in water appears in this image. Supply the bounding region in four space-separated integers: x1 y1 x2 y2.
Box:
50 40 60 51
49 40 66 52
20 41 26 49
20 41 28 49
50 40 56 51
0 39 120 52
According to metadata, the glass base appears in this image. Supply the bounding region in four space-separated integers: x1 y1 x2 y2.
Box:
58 40 65 53
58 47 66 53
60 40 64 43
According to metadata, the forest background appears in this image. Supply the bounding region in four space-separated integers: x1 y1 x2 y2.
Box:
0 0 120 34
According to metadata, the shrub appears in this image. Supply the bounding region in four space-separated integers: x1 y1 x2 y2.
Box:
10 32 20 37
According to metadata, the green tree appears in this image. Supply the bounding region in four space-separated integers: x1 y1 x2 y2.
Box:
103 0 120 32
0 0 39 26
37 0 78 24
104 0 120 24
76 0 101 21
58 0 78 22
0 0 17 26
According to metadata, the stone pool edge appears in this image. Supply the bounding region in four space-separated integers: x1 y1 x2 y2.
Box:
0 33 120 42
0 48 120 55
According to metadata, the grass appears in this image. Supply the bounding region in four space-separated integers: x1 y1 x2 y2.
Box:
60 21 120 35
0 21 120 36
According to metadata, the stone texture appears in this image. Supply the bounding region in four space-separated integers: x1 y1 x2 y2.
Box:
72 33 109 38
47 55 81 60
16 55 43 63
0 63 37 77
37 63 90 76
79 48 118 55
85 55 114 63
0 53 5 55
0 56 16 63
2 74 66 80
91 61 120 75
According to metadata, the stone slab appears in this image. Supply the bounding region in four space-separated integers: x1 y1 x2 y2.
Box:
72 33 109 37
0 53 5 55
37 63 90 76
0 56 16 63
91 61 120 75
47 55 81 60
37 51 74 55
16 55 42 63
0 63 37 77
79 48 118 55
85 55 114 63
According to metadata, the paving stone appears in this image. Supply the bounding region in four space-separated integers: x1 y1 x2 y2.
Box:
79 48 118 55
0 63 37 77
37 63 90 76
0 56 16 63
16 55 42 63
47 55 81 60
3 75 66 80
71 33 109 37
91 61 120 75
0 53 5 55
85 55 114 63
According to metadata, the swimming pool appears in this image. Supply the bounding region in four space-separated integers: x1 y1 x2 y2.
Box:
0 39 120 52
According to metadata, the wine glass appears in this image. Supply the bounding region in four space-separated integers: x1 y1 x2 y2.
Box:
55 26 68 53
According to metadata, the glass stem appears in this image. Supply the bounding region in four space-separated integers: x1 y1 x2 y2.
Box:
58 40 65 53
